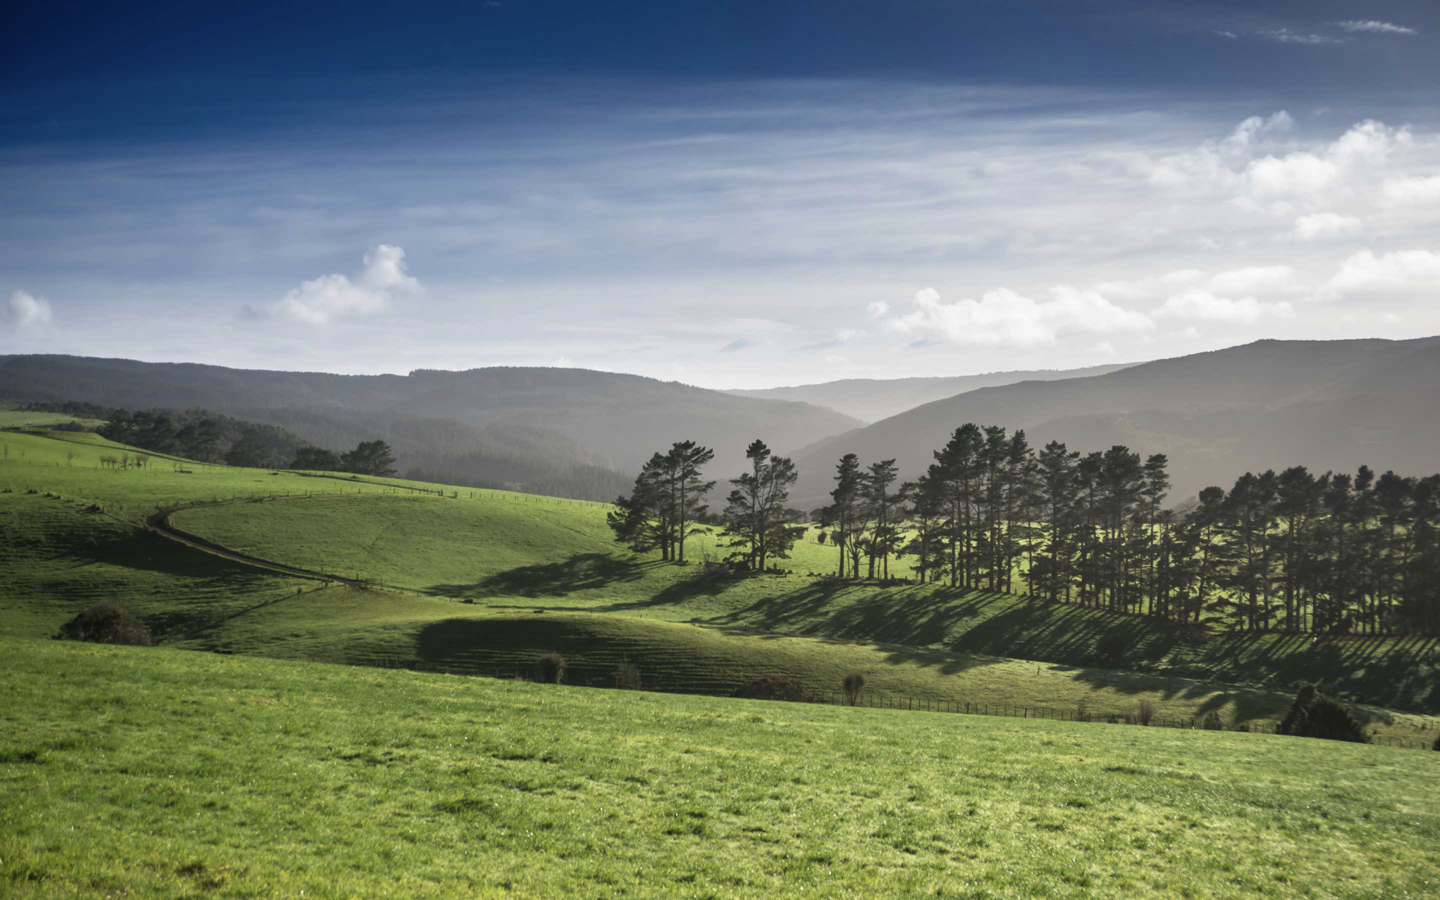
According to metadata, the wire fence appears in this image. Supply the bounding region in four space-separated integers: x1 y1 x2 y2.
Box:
345 654 1438 751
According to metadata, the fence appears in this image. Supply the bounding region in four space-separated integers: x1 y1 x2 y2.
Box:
344 654 1438 751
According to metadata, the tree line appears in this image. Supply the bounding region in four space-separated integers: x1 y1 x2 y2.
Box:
611 425 1440 636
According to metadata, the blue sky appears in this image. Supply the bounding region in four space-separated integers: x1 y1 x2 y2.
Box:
4 0 1440 387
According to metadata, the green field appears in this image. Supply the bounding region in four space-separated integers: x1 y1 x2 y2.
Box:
3 638 1437 898
3 427 1438 740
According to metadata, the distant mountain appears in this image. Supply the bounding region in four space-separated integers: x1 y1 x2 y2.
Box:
727 363 1136 422
791 337 1440 508
0 357 862 499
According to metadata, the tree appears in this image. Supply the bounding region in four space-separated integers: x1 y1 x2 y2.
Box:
665 440 716 564
721 439 800 571
291 446 342 471
863 458 900 579
340 440 397 476
819 454 866 578
608 454 672 557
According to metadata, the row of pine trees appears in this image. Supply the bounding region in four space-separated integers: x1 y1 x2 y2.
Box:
610 424 1440 636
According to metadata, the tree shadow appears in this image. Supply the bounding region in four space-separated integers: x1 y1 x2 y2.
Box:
425 553 661 599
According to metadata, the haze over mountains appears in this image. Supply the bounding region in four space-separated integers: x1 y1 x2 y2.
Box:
5 336 1438 509
727 363 1136 423
790 336 1440 508
0 356 859 499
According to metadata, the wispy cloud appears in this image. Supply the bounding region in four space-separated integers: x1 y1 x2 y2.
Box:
718 337 752 352
1258 29 1343 46
1335 20 1418 36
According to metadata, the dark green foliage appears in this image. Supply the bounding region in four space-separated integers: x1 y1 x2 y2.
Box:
842 671 866 706
1200 711 1225 731
99 406 306 466
721 440 801 570
340 440 397 477
732 675 806 702
537 653 566 684
1279 683 1370 744
56 603 152 646
1135 699 1155 726
290 445 342 471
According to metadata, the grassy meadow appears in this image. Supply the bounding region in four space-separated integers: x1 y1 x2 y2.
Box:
3 638 1438 898
3 427 1438 738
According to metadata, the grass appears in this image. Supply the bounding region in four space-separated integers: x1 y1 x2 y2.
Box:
2 426 1436 733
3 638 1437 898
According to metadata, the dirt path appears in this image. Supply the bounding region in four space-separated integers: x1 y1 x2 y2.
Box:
145 501 374 588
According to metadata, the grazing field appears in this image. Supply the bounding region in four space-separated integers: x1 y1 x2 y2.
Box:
3 638 1437 898
3 426 1438 733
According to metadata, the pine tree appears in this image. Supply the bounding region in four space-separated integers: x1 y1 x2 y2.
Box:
721 440 801 571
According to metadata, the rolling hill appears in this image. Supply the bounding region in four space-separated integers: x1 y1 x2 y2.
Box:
791 336 1440 507
728 362 1136 422
0 356 862 498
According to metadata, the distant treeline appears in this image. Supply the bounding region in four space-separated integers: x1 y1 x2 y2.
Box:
615 425 1440 637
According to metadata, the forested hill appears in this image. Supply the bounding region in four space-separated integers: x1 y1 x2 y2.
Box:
728 362 1135 423
791 336 1440 508
0 357 861 495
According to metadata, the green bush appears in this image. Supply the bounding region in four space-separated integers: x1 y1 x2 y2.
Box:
842 672 866 706
611 659 642 690
536 653 566 684
55 603 152 646
1200 711 1225 731
1278 683 1370 744
1096 631 1128 667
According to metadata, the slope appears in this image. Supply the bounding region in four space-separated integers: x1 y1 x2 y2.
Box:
792 336 1440 505
728 362 1135 423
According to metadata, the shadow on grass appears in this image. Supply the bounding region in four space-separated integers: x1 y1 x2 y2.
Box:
425 553 663 599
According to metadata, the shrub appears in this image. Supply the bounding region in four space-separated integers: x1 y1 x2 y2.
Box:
55 603 152 646
536 653 566 685
1135 699 1155 726
1200 711 1225 731
1278 683 1370 744
1074 700 1090 722
611 659 642 690
842 672 866 706
1433 733 1439 752
732 676 806 702
1096 631 1128 667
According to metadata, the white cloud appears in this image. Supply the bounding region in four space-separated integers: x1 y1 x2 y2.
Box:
1258 29 1343 45
1336 20 1418 36
7 290 53 330
1381 175 1440 206
1153 288 1293 324
865 300 890 318
274 244 422 325
1208 265 1301 296
1291 212 1363 240
1330 249 1440 294
887 285 1152 348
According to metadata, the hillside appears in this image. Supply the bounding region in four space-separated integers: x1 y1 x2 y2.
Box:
728 362 1135 422
792 336 1440 506
4 639 1438 897
4 427 1437 726
0 356 862 497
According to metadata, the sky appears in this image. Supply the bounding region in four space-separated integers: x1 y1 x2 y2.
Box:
3 0 1440 389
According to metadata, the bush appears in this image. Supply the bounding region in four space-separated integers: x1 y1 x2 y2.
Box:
842 672 866 706
536 653 566 685
732 676 806 702
55 603 152 646
1096 631 1128 667
611 659 642 690
1135 699 1155 726
1433 733 1439 752
1278 683 1370 744
1200 711 1225 731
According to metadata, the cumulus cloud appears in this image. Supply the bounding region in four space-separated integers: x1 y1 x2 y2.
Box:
7 290 53 330
1336 20 1418 36
865 300 890 318
1207 265 1301 296
1381 175 1440 206
1152 288 1293 324
1291 212 1363 240
885 285 1152 348
1330 249 1440 294
272 244 422 325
